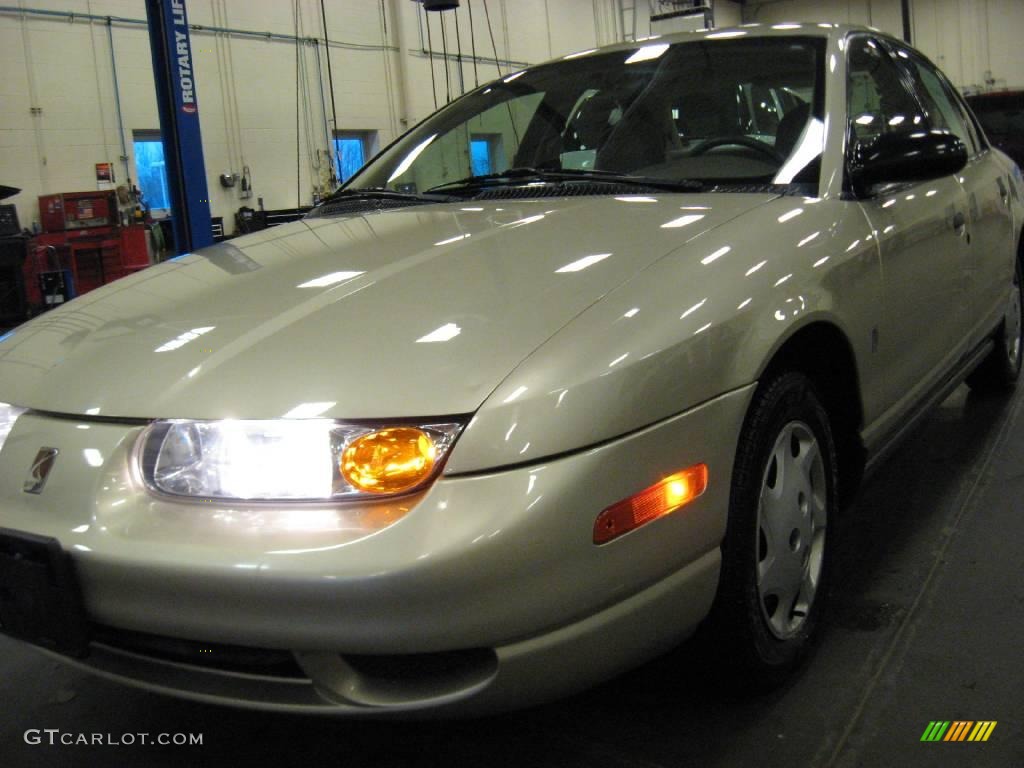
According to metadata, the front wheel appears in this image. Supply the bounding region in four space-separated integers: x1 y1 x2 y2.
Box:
707 371 838 680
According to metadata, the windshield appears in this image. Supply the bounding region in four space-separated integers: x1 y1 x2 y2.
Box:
348 36 826 194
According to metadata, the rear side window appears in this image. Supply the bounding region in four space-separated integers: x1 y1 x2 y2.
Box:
968 93 1024 138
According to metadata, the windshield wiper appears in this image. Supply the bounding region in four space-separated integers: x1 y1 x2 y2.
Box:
426 167 705 194
427 167 621 190
317 186 454 206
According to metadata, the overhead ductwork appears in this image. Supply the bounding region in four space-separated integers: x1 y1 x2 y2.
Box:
421 0 460 11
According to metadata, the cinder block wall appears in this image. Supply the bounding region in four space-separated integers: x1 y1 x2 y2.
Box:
0 0 601 231
744 0 1024 92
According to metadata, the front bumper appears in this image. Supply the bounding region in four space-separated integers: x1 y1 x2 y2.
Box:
0 385 753 714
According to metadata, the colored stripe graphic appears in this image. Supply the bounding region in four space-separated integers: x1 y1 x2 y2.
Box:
921 721 950 741
920 721 996 742
968 722 997 742
944 721 973 741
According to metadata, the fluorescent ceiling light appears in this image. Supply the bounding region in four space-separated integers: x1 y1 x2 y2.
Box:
626 44 669 64
282 402 337 419
297 270 365 288
416 323 462 343
661 214 705 229
556 253 611 273
154 327 215 353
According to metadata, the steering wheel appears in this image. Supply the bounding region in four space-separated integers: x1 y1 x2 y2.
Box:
688 136 783 163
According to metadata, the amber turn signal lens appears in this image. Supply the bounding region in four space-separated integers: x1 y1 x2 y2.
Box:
341 427 438 494
593 464 708 544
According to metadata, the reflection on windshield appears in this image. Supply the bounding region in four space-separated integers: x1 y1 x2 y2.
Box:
348 36 826 196
387 134 438 183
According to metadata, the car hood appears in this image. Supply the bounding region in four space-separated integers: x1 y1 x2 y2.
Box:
0 194 774 420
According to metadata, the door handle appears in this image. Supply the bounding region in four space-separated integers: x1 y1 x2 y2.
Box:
997 176 1011 205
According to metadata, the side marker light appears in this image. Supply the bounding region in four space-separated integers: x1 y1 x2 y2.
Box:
594 464 708 544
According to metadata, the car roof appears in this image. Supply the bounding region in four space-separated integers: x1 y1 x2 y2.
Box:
548 22 887 64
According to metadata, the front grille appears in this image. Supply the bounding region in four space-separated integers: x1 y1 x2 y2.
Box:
473 181 663 199
91 624 307 679
344 648 496 683
710 182 808 195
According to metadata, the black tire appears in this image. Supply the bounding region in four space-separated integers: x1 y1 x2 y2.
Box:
706 371 838 683
967 258 1023 393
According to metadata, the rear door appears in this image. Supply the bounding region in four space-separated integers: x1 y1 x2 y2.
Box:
893 44 1016 350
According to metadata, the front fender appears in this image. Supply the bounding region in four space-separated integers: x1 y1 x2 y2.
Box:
445 199 881 474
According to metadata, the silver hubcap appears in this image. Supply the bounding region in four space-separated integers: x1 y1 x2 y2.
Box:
756 421 827 639
1005 272 1022 369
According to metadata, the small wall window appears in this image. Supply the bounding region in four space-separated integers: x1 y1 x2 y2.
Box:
470 138 492 175
470 134 505 176
132 130 170 212
334 131 378 183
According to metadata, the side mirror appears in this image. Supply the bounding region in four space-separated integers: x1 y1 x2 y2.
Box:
849 130 968 197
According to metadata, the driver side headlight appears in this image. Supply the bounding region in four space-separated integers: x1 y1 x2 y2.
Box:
137 419 465 501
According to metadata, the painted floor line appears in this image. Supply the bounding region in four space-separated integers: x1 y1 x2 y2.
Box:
824 385 1024 767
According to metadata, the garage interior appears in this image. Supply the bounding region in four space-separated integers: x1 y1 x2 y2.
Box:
1 1 1023 766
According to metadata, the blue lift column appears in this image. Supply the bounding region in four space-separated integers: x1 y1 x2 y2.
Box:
144 0 212 254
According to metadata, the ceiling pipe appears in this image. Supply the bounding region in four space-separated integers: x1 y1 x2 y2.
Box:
388 0 416 129
0 4 527 68
105 18 131 187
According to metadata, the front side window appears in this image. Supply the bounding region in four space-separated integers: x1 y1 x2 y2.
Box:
846 37 926 145
896 49 977 154
346 37 826 194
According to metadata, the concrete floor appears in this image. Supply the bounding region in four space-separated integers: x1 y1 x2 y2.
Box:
1 383 1022 768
